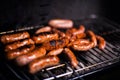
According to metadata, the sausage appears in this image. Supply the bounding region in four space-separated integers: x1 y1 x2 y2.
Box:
1 31 30 44
72 25 85 35
5 39 34 52
87 30 97 47
72 39 90 45
76 33 86 39
42 38 69 51
35 26 52 34
96 35 106 49
64 48 78 67
29 55 59 74
16 47 46 66
67 39 90 47
47 48 63 56
49 19 73 29
7 45 35 60
52 28 66 38
32 33 59 44
69 33 86 42
72 42 94 51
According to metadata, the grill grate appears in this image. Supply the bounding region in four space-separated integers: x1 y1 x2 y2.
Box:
0 17 120 80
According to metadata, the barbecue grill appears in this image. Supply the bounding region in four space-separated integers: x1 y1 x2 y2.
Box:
0 0 120 80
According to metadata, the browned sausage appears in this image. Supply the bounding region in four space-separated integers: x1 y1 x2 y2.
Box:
64 48 78 67
29 55 59 74
96 35 106 49
67 39 90 47
69 33 86 42
5 39 34 52
49 19 73 29
7 45 35 60
1 31 30 44
16 47 46 66
52 28 66 38
32 33 59 44
42 38 69 51
35 26 52 34
47 48 63 56
87 30 97 47
76 33 86 39
72 39 90 45
72 25 85 35
72 42 94 51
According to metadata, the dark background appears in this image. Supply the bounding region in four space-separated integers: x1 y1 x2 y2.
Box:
0 0 120 80
0 0 120 28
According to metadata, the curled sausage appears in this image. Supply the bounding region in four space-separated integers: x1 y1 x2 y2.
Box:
1 31 30 44
16 47 46 66
47 48 63 56
5 39 34 52
96 35 106 49
32 33 59 44
49 19 73 29
76 33 86 39
87 30 97 47
72 42 94 51
35 26 52 34
68 39 90 47
29 55 59 74
64 48 78 67
7 45 35 60
69 33 86 42
72 25 85 35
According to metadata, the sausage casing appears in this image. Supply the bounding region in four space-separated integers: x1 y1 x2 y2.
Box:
72 25 85 35
47 48 63 56
68 39 90 47
72 42 94 51
35 26 52 34
64 48 78 67
5 39 34 52
29 55 59 74
32 33 58 44
1 31 30 44
49 19 73 29
42 38 69 51
96 35 106 49
16 47 46 66
7 45 35 60
87 30 97 47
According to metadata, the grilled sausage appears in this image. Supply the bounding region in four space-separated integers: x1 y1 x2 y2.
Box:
72 42 94 51
76 33 86 39
29 55 59 74
5 39 34 52
16 47 46 66
72 25 85 35
35 26 52 34
32 33 59 44
68 39 90 47
87 30 97 47
42 38 69 51
1 31 30 44
49 19 73 29
96 35 106 49
52 28 66 38
64 48 78 67
7 45 35 60
47 48 63 56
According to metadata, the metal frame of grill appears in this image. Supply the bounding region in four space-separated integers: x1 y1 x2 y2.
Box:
0 16 120 80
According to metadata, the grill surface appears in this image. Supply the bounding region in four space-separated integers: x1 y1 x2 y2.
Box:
0 16 120 80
